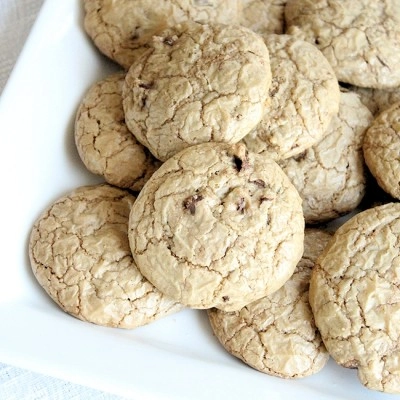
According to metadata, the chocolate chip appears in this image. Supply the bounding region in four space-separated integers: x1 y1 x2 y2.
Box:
139 82 153 89
141 95 147 109
260 196 273 204
250 179 266 188
293 151 307 162
237 197 246 213
183 194 204 215
163 36 175 46
131 26 140 40
233 155 243 171
233 155 250 172
232 148 250 172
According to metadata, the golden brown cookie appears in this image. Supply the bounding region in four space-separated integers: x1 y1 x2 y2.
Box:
128 143 304 311
278 90 373 223
310 203 400 393
207 228 331 378
74 72 161 191
29 184 183 328
83 0 240 69
363 101 400 199
242 33 340 160
285 0 400 89
123 22 272 161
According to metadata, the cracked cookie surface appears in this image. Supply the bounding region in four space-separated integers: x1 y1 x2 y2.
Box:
285 0 400 89
207 228 331 378
29 184 183 329
128 142 304 311
122 22 272 161
242 33 340 160
363 101 400 199
83 0 240 69
346 84 400 116
239 0 287 35
75 72 161 191
278 90 373 223
310 203 400 393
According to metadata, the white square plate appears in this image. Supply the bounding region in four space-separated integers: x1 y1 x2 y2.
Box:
0 1 397 399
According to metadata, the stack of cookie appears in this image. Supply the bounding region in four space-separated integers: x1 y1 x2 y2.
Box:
28 0 400 395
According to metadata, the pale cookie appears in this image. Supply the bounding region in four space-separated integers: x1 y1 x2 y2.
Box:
278 90 373 223
83 0 240 69
128 143 304 311
242 33 340 160
310 203 400 393
285 0 400 89
207 228 331 378
29 184 183 329
346 84 400 116
239 0 287 35
75 72 161 191
363 101 400 199
122 22 272 162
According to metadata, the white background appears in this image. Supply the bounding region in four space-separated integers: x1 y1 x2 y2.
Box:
0 0 125 398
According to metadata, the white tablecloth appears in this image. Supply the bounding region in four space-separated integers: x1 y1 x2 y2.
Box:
0 1 125 398
0 0 42 92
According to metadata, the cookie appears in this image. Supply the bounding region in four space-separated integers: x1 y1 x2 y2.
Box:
242 33 340 160
28 184 183 329
207 228 331 378
346 84 400 116
123 22 272 161
285 0 400 89
128 142 305 311
363 101 400 199
278 90 373 223
74 72 161 191
83 0 240 69
239 0 287 35
309 203 400 393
